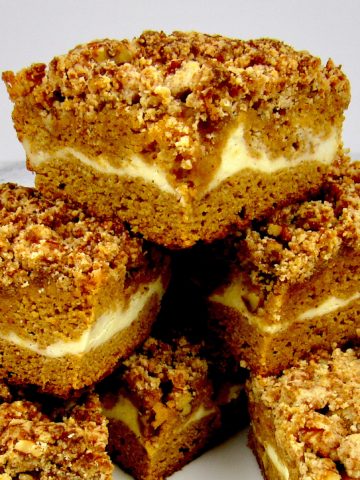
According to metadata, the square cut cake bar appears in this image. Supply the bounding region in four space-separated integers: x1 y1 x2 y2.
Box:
0 183 170 397
99 336 224 480
208 161 360 375
246 347 360 480
3 31 350 248
0 383 113 479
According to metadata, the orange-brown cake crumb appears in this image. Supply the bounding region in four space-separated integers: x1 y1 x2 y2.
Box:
247 347 360 480
0 392 113 479
0 183 170 397
208 161 360 374
3 31 350 247
99 336 222 480
0 379 12 403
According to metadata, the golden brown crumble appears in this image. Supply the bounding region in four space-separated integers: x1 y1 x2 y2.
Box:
123 336 207 401
0 393 113 479
3 31 350 184
0 380 11 403
3 31 350 118
236 161 360 286
249 348 360 479
100 336 213 435
0 183 149 288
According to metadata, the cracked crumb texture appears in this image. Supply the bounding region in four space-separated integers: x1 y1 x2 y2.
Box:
122 336 210 414
0 392 113 479
0 183 149 289
235 160 360 287
2 31 350 248
247 347 360 480
2 31 349 181
99 336 221 480
0 380 12 403
102 336 213 430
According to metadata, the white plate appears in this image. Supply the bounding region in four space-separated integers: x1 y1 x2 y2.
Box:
0 162 262 480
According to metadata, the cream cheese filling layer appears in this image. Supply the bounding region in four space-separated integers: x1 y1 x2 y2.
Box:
103 393 216 446
0 277 164 358
252 424 290 480
103 395 142 438
180 404 217 431
298 292 360 320
264 443 290 480
207 124 338 190
23 125 338 198
23 139 179 197
210 280 360 334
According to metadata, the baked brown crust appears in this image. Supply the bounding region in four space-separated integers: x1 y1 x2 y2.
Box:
247 348 360 480
0 182 149 289
238 160 360 289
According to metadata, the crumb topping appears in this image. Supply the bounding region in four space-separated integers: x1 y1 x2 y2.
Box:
0 183 148 288
0 393 113 479
249 348 360 479
0 380 11 404
123 336 209 410
3 31 350 123
101 336 213 435
236 161 360 286
3 31 350 182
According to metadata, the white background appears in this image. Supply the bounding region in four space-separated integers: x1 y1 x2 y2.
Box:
0 1 359 479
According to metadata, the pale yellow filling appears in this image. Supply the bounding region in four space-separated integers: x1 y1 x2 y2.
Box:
180 404 217 430
252 424 290 479
103 395 141 438
298 292 360 320
0 277 164 358
23 125 338 202
103 393 216 448
264 443 290 480
210 278 359 334
207 124 338 190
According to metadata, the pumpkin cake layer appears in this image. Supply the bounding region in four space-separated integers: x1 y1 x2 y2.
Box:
246 347 360 480
0 386 113 479
99 336 225 480
0 183 170 397
3 31 350 248
208 161 360 375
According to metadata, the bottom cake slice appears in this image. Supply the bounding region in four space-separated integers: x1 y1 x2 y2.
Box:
99 335 248 480
246 347 360 480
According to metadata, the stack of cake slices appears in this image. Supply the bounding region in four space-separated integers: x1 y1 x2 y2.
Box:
1 30 358 480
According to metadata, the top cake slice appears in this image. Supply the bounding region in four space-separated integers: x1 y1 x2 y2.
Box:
3 31 350 248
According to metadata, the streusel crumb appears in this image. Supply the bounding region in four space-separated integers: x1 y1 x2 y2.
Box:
0 183 147 289
248 348 360 479
238 161 360 286
0 393 113 479
3 31 350 173
3 31 350 247
114 336 209 418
